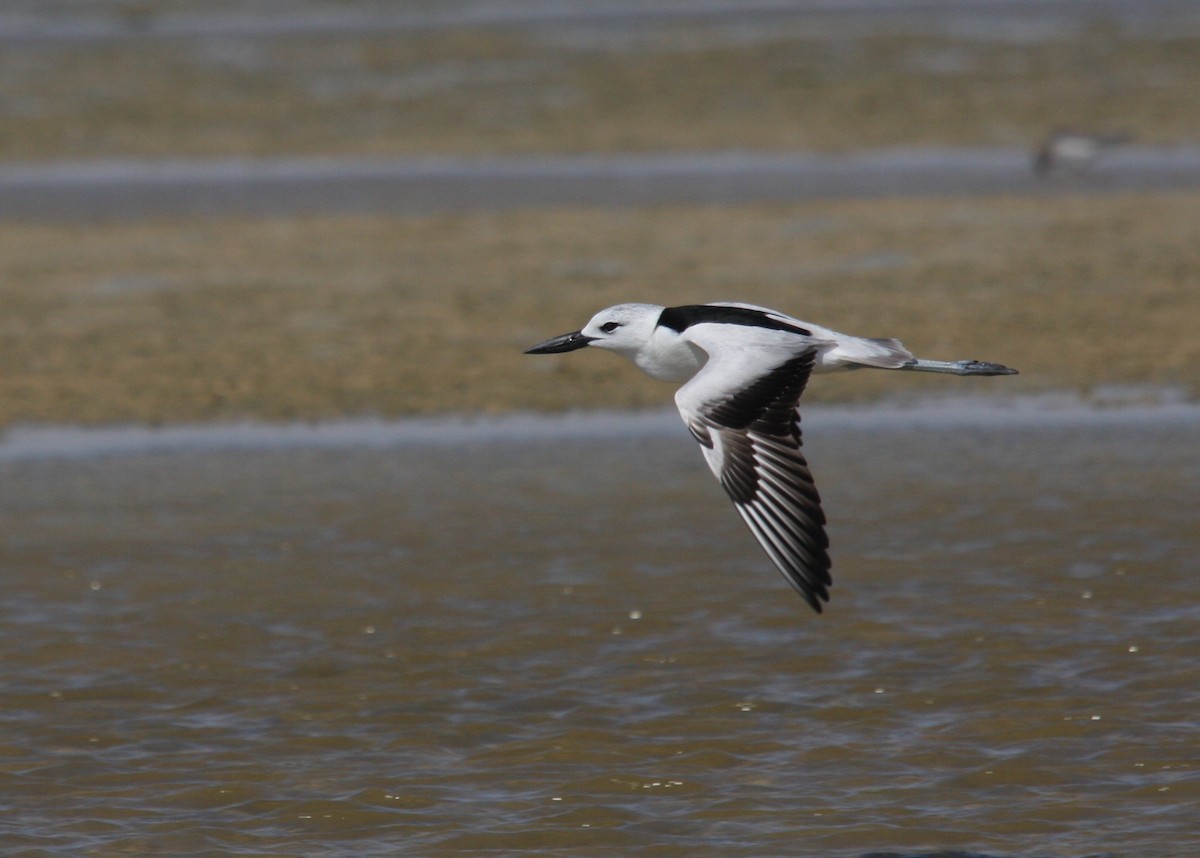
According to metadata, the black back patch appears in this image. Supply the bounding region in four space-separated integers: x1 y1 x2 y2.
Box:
657 304 812 337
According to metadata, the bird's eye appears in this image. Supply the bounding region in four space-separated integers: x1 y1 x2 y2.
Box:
599 322 621 334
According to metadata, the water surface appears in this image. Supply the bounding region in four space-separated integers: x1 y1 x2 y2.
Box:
5 148 1200 221
2 406 1197 856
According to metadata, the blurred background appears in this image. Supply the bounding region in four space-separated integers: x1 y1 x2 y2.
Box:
2 0 1200 426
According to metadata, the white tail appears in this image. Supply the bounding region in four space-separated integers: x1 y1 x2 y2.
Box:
828 336 914 370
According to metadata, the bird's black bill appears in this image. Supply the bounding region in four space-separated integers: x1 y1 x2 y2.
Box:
524 331 595 354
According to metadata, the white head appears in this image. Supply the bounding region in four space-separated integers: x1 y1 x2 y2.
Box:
524 303 664 358
579 302 667 357
525 303 705 382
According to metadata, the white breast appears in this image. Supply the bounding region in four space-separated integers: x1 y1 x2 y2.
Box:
633 330 709 382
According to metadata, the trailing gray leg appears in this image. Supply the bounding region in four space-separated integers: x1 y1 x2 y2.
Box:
899 358 1019 376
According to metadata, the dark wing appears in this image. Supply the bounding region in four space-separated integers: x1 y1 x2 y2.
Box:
676 347 832 613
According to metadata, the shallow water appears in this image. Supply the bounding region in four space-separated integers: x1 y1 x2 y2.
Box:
2 407 1198 856
5 147 1200 221
4 0 1199 44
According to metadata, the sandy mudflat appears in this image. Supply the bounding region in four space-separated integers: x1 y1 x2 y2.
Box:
4 3 1200 161
1 0 1197 427
2 193 1197 427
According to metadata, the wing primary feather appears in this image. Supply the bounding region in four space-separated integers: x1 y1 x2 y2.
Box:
746 512 825 590
686 420 713 448
715 431 758 503
739 490 830 584
754 443 825 506
735 503 829 612
752 479 829 555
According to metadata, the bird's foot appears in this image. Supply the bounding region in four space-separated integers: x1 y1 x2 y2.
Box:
954 360 1019 376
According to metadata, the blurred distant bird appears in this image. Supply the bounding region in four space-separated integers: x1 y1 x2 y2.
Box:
526 302 1018 613
1033 129 1133 177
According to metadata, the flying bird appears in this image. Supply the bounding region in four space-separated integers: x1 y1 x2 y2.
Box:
525 303 1018 613
1033 129 1132 177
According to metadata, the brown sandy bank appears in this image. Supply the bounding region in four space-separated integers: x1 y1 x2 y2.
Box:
1 191 1195 428
4 21 1200 162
